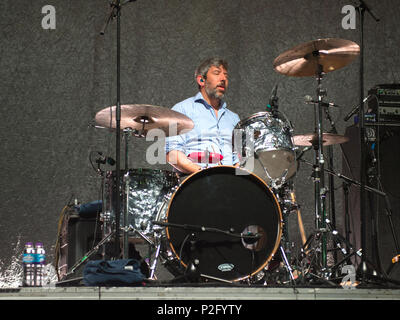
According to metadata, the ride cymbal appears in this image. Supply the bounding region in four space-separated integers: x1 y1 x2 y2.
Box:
273 38 360 77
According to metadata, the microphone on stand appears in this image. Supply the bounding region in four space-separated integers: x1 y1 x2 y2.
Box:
359 0 380 22
96 152 116 166
343 95 371 121
296 146 313 161
241 232 262 245
304 95 341 108
267 84 279 116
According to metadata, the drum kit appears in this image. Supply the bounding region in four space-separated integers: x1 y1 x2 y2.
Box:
90 38 363 285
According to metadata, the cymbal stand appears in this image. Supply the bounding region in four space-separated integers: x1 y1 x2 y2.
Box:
121 127 158 259
311 64 328 271
324 109 337 264
297 64 342 284
100 0 137 259
122 129 132 258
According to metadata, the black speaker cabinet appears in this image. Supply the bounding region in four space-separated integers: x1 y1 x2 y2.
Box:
342 124 400 280
59 215 103 282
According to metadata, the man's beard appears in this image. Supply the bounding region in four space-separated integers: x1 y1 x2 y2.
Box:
205 83 226 100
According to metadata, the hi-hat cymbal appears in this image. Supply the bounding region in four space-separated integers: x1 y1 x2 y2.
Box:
95 104 194 137
273 38 360 77
293 133 349 146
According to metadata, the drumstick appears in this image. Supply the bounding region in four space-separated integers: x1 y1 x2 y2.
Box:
290 191 307 246
210 146 222 166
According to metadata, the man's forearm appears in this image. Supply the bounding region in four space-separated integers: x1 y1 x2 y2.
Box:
166 150 202 174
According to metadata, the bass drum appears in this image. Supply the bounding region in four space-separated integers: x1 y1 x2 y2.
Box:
160 166 282 282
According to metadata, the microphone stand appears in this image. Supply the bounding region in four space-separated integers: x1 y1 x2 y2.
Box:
355 0 380 283
100 0 136 259
152 221 261 241
267 83 279 117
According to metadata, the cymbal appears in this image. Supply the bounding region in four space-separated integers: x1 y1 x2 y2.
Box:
95 104 194 137
293 133 349 146
273 38 360 77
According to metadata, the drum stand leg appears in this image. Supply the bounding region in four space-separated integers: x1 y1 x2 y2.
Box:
64 230 116 278
125 226 155 247
299 217 361 285
122 171 130 259
149 236 162 280
279 245 295 283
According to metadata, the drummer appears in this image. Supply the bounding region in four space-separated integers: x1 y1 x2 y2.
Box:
165 57 241 176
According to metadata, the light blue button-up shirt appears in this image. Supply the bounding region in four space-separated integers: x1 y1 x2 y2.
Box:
165 92 240 169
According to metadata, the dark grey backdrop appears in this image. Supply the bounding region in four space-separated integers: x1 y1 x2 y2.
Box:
1 0 399 279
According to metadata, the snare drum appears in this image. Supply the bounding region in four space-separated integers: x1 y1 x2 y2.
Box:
155 166 282 282
233 111 296 188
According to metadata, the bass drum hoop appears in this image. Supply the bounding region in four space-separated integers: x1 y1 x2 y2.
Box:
164 165 283 282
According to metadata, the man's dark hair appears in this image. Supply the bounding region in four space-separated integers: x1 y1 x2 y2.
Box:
194 57 228 85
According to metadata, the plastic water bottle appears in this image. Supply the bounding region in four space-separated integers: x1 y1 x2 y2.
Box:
34 242 46 287
22 242 35 287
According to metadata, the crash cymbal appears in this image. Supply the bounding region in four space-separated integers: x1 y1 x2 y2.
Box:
273 38 360 77
293 133 349 146
95 104 194 137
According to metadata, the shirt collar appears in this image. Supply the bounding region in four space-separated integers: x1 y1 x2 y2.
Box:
194 91 227 110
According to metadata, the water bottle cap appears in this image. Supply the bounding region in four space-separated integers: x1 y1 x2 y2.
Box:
35 242 43 247
26 242 33 246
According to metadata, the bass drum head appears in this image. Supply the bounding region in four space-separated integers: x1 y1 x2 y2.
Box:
165 166 282 282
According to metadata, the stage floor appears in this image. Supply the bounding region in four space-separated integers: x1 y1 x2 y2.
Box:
1 285 400 300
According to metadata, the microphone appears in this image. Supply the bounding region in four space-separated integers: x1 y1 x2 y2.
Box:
296 146 312 160
241 232 262 245
96 152 116 166
343 95 371 122
359 0 380 22
304 95 340 108
267 84 279 111
105 156 116 166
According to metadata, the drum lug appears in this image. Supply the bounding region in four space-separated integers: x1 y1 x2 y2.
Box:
100 210 112 223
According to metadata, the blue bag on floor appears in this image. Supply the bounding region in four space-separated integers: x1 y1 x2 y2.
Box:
83 259 146 286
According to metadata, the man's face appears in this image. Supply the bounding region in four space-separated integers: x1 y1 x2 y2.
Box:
204 65 229 100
